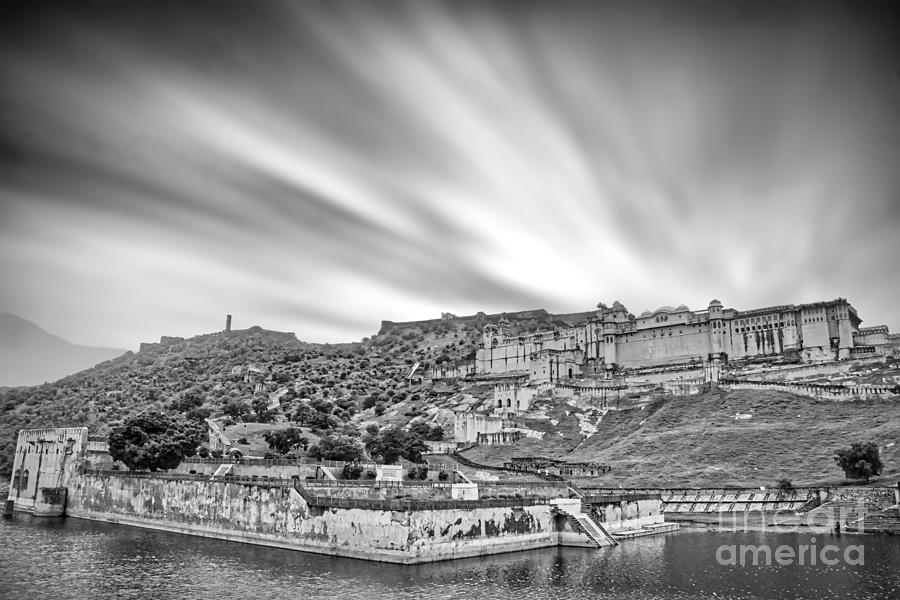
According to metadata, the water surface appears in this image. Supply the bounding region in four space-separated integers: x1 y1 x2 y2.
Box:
1 515 898 599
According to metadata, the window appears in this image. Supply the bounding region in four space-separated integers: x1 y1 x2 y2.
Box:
21 469 29 492
12 469 20 492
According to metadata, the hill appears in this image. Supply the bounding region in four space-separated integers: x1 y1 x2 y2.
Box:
0 313 126 387
459 387 900 487
0 319 481 477
1 312 898 489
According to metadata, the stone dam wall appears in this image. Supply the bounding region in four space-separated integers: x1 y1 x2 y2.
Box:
65 472 559 564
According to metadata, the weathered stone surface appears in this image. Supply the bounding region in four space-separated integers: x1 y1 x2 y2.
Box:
66 473 557 563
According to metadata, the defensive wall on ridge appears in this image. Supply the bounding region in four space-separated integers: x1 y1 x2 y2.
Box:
720 378 899 401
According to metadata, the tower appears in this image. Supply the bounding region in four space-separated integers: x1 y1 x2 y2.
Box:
707 299 724 358
498 316 511 339
225 314 232 332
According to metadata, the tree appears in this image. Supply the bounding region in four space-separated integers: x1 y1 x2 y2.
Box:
409 420 444 441
264 427 309 455
252 398 274 422
108 411 205 472
776 478 794 495
308 434 365 462
835 442 883 483
364 427 428 464
222 400 251 420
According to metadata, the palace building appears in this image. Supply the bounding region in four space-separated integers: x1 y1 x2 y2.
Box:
476 298 895 383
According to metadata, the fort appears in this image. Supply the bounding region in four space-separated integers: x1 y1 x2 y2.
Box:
476 298 897 381
4 298 899 561
427 297 900 446
6 428 898 561
4 427 678 562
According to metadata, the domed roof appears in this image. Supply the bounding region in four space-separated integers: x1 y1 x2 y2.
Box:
709 298 722 306
654 305 675 313
675 304 689 311
640 310 652 317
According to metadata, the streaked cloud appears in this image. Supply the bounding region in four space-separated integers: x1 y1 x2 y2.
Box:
1 0 897 348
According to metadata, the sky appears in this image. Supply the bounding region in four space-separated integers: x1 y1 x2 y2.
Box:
1 0 898 350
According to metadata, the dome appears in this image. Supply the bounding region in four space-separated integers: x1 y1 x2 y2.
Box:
654 305 675 314
709 299 723 307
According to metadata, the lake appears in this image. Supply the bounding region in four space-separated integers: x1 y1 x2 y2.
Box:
1 515 898 599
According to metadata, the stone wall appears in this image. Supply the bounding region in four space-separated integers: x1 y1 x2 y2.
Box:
65 473 559 564
587 497 662 531
7 427 88 512
732 357 883 381
721 378 898 401
454 413 504 443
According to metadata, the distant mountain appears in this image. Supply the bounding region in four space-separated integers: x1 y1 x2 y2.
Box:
0 313 127 387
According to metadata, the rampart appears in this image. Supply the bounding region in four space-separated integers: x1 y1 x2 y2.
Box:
64 471 562 563
721 377 899 401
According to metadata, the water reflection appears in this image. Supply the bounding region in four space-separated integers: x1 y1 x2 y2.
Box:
1 515 898 600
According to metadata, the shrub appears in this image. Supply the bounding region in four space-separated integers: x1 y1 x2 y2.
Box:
406 465 429 480
835 442 883 483
438 471 449 482
342 463 364 480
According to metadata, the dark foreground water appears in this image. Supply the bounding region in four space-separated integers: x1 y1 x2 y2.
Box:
1 515 898 600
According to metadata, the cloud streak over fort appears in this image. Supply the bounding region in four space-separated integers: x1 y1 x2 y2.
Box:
1 0 898 348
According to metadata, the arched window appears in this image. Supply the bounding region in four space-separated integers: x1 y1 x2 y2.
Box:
21 469 29 492
497 398 502 407
12 469 20 492
568 368 573 378
507 398 511 407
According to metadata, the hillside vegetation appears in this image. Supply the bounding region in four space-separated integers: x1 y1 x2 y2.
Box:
461 387 900 487
0 311 555 476
2 312 898 489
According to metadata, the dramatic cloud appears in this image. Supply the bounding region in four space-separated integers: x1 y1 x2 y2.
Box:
1 0 898 348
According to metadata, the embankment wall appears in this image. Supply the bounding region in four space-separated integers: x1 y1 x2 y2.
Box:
65 473 558 564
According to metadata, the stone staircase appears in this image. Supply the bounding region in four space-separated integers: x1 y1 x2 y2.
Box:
565 512 618 547
317 465 337 481
209 463 233 481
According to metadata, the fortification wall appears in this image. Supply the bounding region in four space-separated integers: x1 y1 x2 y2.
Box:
734 357 883 381
7 427 88 512
588 497 662 532
300 481 455 501
65 473 557 563
722 378 898 401
170 461 324 479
